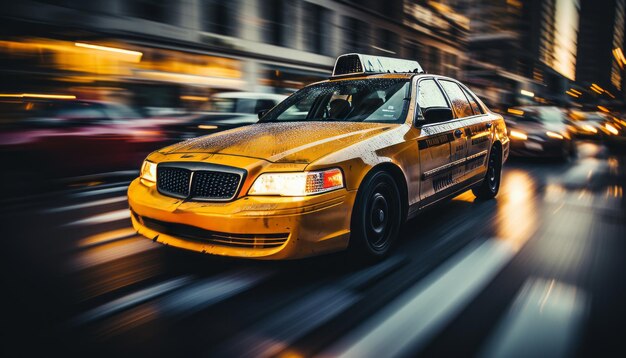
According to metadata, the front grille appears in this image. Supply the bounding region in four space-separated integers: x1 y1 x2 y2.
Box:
140 215 289 249
156 163 244 201
157 167 192 198
191 171 241 200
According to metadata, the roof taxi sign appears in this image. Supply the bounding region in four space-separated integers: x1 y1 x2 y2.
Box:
332 53 425 77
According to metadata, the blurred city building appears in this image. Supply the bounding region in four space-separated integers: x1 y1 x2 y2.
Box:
451 0 581 110
0 0 468 118
575 0 625 104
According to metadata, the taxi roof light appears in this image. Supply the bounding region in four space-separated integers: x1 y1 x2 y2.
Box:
332 53 424 77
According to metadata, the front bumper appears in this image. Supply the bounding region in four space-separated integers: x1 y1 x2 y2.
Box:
128 178 357 259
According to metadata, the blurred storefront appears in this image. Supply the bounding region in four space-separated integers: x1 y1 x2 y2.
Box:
0 0 468 116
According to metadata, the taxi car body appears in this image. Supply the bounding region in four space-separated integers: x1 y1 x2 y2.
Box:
128 54 509 260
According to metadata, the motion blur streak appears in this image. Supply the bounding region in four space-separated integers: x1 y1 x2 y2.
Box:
74 42 143 61
73 276 191 325
159 269 273 316
480 278 588 358
66 209 130 226
220 288 359 358
321 239 516 358
71 237 156 270
77 227 137 248
46 196 127 213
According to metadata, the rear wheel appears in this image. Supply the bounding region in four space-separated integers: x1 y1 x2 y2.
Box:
349 171 402 261
472 146 501 200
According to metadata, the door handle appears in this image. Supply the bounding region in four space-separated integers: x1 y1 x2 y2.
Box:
486 122 492 129
454 129 463 138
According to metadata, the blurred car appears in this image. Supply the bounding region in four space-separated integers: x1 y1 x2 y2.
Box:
165 92 287 140
0 99 170 179
567 110 622 141
504 106 575 159
128 53 509 261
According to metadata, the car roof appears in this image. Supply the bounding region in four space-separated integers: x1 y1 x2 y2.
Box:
320 72 467 84
213 92 287 100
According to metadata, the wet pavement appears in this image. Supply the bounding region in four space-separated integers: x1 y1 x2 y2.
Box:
1 141 624 357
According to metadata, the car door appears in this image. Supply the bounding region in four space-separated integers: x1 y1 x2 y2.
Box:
459 84 491 181
440 80 489 184
415 78 465 205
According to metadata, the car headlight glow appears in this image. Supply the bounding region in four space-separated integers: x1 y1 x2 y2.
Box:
605 123 619 135
546 131 564 140
509 130 528 140
249 168 344 196
581 124 598 133
140 160 157 184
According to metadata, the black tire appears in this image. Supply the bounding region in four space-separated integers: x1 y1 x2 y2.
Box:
349 171 403 262
472 146 502 200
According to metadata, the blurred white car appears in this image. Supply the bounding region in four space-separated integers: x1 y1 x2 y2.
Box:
166 92 287 140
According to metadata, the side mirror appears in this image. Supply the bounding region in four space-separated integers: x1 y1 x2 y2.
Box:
421 107 453 124
257 109 269 120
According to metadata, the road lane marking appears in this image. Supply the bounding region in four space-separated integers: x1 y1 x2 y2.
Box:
320 239 516 358
46 196 127 213
218 287 358 358
479 278 588 358
71 237 156 270
160 269 273 316
78 227 138 248
73 276 192 325
70 185 128 198
66 209 130 226
552 202 565 215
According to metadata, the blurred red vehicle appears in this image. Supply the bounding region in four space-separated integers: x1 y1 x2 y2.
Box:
0 99 175 185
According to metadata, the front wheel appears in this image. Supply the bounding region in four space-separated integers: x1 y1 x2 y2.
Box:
349 171 402 262
472 146 502 200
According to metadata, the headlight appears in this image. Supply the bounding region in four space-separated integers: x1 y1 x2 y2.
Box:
546 131 564 140
140 160 157 183
605 123 619 135
509 130 528 140
249 168 344 196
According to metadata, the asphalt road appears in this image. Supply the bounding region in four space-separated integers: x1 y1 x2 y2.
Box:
1 141 624 357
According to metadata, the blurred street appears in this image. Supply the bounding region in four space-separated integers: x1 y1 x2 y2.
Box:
2 140 624 357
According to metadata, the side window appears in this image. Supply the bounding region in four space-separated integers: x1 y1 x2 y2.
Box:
440 80 473 118
417 79 448 109
462 87 483 115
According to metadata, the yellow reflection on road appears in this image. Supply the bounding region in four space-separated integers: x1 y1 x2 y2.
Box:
496 169 538 251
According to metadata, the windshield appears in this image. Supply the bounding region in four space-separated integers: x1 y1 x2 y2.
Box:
261 78 411 124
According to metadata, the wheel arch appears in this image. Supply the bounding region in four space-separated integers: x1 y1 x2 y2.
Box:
357 162 409 223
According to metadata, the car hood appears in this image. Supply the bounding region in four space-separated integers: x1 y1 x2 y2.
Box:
159 121 395 163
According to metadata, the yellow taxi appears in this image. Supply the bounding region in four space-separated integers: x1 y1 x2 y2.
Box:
128 53 509 260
